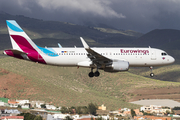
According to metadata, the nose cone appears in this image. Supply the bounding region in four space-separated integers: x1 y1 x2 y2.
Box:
170 56 175 64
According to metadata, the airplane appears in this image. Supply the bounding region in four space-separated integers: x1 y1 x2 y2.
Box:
3 20 175 77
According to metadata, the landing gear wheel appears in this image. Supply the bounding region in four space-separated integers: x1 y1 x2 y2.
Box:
94 71 100 77
150 73 154 77
89 72 94 78
149 66 154 77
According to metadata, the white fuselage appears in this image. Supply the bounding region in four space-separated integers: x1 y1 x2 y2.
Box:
39 47 175 67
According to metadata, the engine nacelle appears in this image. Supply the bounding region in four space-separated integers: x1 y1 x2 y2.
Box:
104 60 129 72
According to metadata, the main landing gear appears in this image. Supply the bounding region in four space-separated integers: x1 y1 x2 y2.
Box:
88 68 100 77
149 66 154 77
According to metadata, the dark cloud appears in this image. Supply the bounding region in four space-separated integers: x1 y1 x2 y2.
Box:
1 0 180 33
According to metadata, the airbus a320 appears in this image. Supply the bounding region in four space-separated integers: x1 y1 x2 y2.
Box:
3 20 175 77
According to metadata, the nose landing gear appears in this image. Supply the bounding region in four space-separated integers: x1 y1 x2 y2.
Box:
149 66 154 77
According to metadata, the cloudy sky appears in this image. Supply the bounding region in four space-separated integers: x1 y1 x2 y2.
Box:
1 0 180 33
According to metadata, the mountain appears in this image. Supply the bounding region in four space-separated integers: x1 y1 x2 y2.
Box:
0 13 142 50
133 29 180 50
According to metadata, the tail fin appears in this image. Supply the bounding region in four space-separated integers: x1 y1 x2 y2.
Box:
5 20 46 64
6 20 37 51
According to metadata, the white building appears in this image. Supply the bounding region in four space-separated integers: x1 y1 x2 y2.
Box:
46 105 57 110
72 115 80 119
0 101 8 107
16 100 29 105
77 115 95 120
140 105 171 114
21 103 30 109
30 101 45 108
4 109 21 114
47 114 71 120
9 104 18 108
53 114 70 119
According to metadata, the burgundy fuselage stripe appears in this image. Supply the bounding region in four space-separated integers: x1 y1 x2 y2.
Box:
11 35 46 64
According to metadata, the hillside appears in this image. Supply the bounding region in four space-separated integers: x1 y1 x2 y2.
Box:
0 56 180 110
134 29 180 50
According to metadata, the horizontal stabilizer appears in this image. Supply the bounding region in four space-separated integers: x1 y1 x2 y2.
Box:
4 49 27 55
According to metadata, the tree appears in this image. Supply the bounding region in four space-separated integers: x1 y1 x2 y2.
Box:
18 105 21 109
40 104 46 109
131 109 136 117
61 106 68 114
65 116 73 120
166 110 170 115
173 107 180 110
82 106 88 114
88 103 98 115
34 116 43 120
76 106 82 114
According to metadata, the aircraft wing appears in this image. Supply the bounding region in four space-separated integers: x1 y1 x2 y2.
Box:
80 37 112 67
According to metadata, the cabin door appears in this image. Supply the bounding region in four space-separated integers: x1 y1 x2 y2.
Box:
151 50 156 60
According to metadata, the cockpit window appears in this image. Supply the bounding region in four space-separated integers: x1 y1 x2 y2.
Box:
161 52 167 56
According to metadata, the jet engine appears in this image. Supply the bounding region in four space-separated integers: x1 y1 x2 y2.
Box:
104 60 129 72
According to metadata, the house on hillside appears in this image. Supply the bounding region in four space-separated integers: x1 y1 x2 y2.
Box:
161 107 171 114
47 113 71 120
76 115 96 120
0 98 9 107
134 109 143 116
16 100 29 105
4 109 21 115
98 104 106 110
46 104 57 110
141 105 171 114
21 103 30 109
134 115 171 120
96 110 109 116
8 100 18 108
30 101 45 108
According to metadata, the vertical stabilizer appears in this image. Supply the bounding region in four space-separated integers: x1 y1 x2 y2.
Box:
5 20 46 64
6 20 37 51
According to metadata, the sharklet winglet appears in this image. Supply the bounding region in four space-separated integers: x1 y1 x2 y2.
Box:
80 37 89 49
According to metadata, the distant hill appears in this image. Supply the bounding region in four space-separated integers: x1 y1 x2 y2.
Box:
0 12 142 49
134 29 180 50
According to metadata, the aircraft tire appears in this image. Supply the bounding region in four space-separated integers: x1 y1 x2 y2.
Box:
89 72 94 77
150 73 154 77
94 71 100 77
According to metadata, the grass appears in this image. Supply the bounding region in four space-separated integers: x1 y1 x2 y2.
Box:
130 65 180 82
